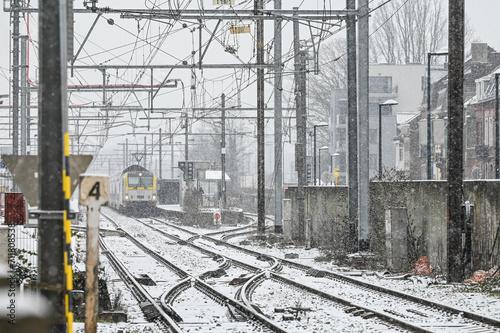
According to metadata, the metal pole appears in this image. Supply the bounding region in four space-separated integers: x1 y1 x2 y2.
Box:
256 0 266 234
346 0 358 250
159 128 162 179
358 0 370 252
379 104 382 179
447 0 465 282
221 94 226 222
20 35 27 155
313 125 317 185
27 90 31 154
273 0 283 234
294 9 306 244
496 73 499 179
185 109 189 161
38 0 67 330
170 119 174 178
427 53 432 180
12 0 20 156
427 52 447 180
318 148 321 185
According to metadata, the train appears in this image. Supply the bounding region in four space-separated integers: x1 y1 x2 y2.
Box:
109 165 158 215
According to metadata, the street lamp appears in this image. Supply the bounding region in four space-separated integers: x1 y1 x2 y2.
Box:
313 121 328 185
319 146 329 185
427 51 448 180
379 99 398 179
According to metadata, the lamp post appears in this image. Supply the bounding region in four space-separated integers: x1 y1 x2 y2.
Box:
313 122 328 185
427 51 448 180
379 100 398 179
319 146 329 185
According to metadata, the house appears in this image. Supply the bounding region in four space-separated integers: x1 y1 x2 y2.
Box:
330 63 430 182
395 43 500 180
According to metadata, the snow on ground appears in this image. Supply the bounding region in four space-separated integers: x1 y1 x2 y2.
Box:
70 210 500 332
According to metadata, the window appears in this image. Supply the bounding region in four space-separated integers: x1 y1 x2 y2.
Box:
369 76 392 93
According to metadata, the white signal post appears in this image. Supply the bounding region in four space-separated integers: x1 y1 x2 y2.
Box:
79 175 109 333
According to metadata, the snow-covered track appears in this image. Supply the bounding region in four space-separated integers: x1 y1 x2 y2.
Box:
147 217 500 332
99 236 182 333
100 210 289 332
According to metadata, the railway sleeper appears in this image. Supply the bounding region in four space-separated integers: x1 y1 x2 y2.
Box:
139 301 161 321
344 307 359 314
306 268 326 278
384 308 407 318
135 274 156 286
406 308 429 317
226 304 248 322
351 309 366 317
361 312 376 319
200 268 227 280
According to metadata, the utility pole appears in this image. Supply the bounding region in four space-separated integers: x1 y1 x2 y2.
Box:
12 0 20 155
346 0 358 250
273 0 283 234
170 119 174 178
256 0 266 234
358 0 370 252
221 94 226 222
447 0 465 282
38 0 69 331
159 128 162 179
144 135 147 169
294 9 307 244
126 138 129 166
20 35 28 155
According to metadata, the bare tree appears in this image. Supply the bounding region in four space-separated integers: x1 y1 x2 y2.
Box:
307 38 348 123
370 0 448 64
189 119 255 190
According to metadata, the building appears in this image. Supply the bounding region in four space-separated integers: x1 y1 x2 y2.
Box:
330 63 430 182
395 43 500 180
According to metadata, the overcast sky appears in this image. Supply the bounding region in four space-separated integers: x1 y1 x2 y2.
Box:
465 0 500 50
0 1 499 95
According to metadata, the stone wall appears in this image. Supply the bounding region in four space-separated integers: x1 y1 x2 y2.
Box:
284 181 500 274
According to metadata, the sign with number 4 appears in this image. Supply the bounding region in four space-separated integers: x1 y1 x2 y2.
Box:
79 175 110 206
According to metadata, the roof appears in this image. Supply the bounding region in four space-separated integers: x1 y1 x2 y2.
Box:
122 165 149 174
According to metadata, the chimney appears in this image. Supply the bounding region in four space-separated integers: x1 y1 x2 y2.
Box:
471 43 488 63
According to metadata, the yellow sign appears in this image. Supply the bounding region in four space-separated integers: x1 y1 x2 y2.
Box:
230 26 251 34
213 0 235 5
333 168 340 186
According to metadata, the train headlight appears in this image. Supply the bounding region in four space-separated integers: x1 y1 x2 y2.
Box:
152 194 157 201
124 194 129 201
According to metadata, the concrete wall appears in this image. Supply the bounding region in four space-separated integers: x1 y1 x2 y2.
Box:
284 180 500 274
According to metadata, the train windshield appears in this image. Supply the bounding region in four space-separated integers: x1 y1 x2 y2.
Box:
128 175 154 188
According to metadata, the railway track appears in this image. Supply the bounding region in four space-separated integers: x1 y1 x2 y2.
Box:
145 211 500 332
97 210 288 332
86 208 500 332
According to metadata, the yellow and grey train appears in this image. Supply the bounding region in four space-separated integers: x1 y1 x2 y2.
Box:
109 165 158 215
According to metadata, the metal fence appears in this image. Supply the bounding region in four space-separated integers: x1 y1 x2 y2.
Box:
14 226 38 268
